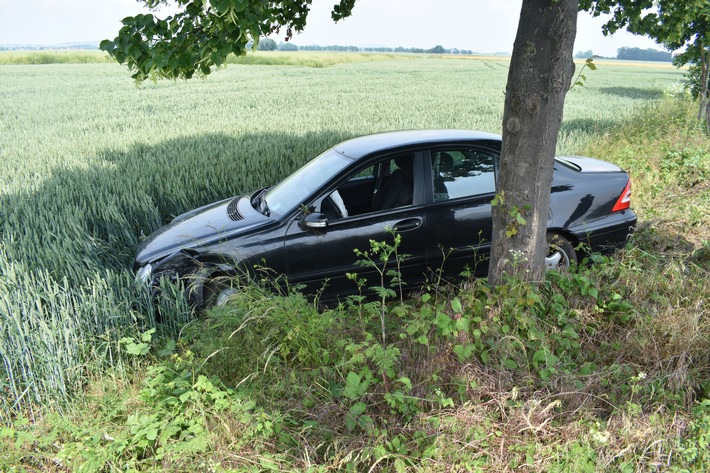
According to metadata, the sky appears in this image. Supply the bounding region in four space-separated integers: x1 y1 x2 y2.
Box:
0 0 664 57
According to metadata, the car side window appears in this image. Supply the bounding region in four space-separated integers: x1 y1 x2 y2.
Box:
431 149 496 201
317 154 415 219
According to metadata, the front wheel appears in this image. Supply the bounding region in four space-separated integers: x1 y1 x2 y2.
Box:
545 233 577 270
202 276 237 309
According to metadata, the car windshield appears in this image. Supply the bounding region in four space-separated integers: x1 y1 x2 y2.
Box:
262 149 352 217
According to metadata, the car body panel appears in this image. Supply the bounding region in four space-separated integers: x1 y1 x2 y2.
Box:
135 196 270 265
284 205 428 297
425 195 494 279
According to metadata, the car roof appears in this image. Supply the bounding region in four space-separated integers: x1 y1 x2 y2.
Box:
332 130 502 159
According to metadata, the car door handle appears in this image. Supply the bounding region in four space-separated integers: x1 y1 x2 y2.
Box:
393 217 422 232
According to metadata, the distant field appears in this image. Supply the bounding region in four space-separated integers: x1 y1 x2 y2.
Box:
0 55 687 415
0 49 112 64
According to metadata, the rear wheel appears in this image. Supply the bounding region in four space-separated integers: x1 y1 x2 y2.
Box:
545 233 577 270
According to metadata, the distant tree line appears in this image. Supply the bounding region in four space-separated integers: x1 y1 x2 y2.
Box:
0 43 98 51
260 40 474 55
616 47 672 62
574 50 594 58
574 47 672 62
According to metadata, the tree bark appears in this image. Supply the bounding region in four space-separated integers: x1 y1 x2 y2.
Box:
488 0 579 286
698 45 709 132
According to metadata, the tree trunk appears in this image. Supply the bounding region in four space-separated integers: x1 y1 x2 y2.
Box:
699 45 710 132
488 0 578 286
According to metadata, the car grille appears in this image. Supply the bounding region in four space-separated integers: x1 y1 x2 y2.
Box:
227 198 244 221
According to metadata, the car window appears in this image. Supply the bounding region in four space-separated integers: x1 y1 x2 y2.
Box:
264 149 352 217
350 164 376 180
431 149 496 201
318 154 415 219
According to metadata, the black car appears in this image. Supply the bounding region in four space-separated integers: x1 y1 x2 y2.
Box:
135 130 636 306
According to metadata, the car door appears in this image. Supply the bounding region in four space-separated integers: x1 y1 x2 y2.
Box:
283 151 428 300
424 145 498 279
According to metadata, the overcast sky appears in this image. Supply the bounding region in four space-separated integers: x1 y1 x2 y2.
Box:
0 0 663 57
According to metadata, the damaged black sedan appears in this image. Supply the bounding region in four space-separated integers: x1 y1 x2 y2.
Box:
135 130 636 306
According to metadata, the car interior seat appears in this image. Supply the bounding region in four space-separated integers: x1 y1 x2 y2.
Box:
434 152 454 200
372 155 414 210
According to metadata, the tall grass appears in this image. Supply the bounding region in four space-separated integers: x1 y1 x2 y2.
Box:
0 56 686 419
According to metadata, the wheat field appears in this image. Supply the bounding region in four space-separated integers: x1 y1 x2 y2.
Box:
0 54 685 417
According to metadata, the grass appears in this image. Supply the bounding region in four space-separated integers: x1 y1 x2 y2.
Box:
0 54 708 470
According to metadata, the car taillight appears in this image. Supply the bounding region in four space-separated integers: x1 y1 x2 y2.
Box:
611 179 632 212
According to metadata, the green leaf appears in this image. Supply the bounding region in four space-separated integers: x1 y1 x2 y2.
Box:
453 343 474 360
397 376 413 390
532 349 548 364
157 339 176 357
141 328 156 342
503 358 518 369
139 13 155 27
210 51 223 66
349 401 367 416
145 428 158 441
454 316 470 332
395 458 408 473
126 342 150 356
435 312 454 335
343 371 365 400
451 297 463 313
345 417 357 432
99 39 114 51
128 45 142 62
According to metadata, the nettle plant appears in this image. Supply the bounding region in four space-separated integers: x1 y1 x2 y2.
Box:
343 229 417 429
337 228 632 431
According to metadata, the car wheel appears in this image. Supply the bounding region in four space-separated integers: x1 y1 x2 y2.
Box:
545 233 577 270
202 276 237 309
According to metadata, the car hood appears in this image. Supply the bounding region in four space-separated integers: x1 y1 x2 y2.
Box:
135 195 269 265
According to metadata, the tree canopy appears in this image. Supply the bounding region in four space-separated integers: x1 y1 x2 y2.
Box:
582 0 709 54
583 0 710 124
100 0 356 81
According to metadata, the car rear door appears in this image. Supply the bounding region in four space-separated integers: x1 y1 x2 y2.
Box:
424 146 498 279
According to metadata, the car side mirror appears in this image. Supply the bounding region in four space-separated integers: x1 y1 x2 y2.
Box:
301 212 328 230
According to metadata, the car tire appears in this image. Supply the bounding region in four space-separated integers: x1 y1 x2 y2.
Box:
202 276 237 309
545 232 577 270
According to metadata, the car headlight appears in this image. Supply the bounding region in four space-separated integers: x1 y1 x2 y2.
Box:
135 263 153 284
